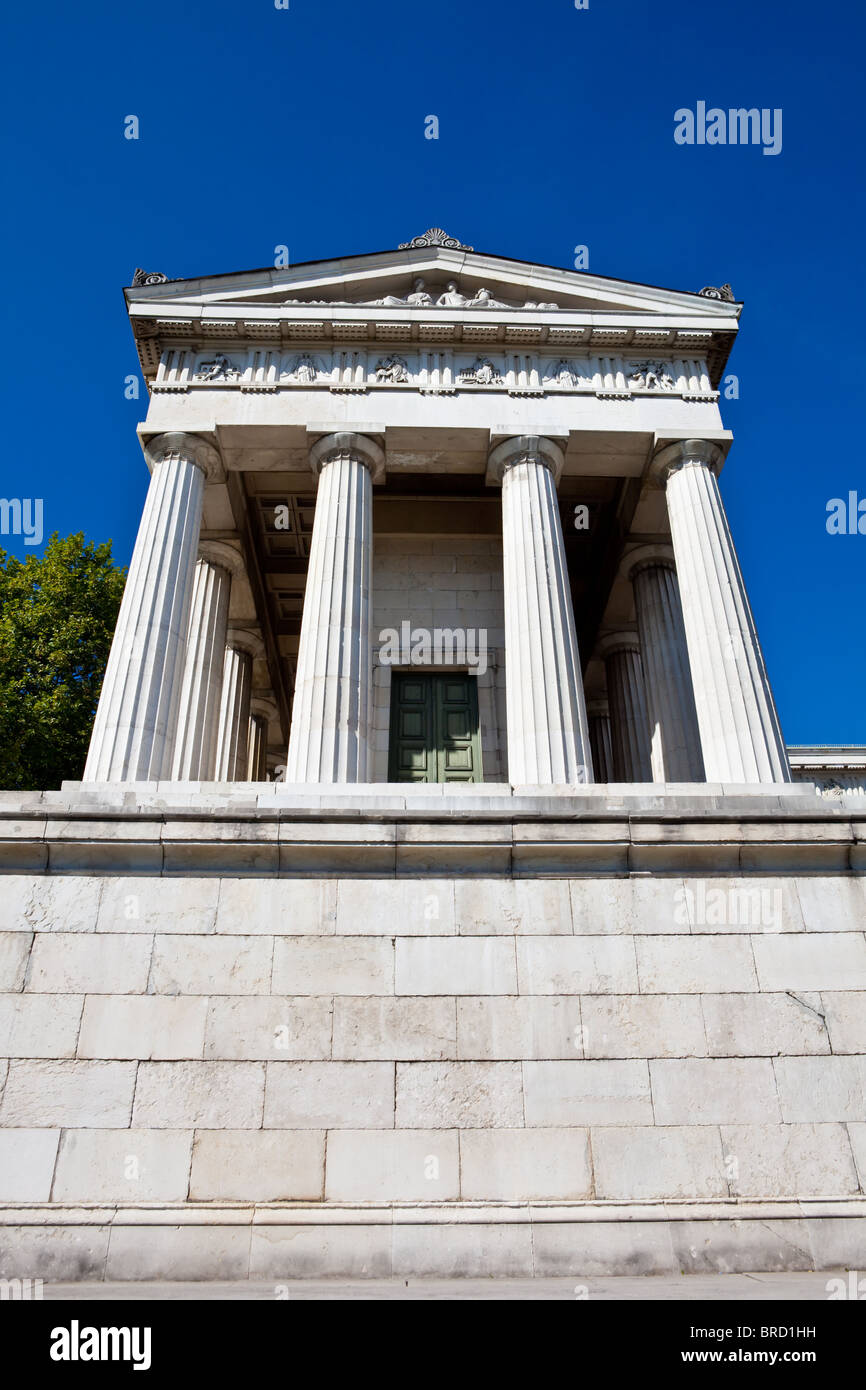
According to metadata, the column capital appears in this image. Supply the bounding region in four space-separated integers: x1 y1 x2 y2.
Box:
597 629 642 661
624 543 677 582
487 434 565 487
145 432 224 482
650 438 725 487
309 431 385 483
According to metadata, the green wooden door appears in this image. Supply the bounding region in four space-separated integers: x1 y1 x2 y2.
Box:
388 673 482 783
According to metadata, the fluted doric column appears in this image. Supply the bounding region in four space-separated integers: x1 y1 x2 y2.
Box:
214 642 253 781
586 699 614 783
626 546 705 782
170 556 232 780
654 439 791 783
597 633 653 782
285 432 383 783
488 435 593 785
247 714 268 781
83 432 219 782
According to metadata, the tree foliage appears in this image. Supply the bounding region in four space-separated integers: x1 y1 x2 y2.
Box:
0 534 126 789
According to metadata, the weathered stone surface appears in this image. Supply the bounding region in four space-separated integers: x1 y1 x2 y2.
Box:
26 934 151 994
98 876 219 934
0 994 83 1058
721 1123 860 1197
189 1130 324 1200
456 996 582 1060
392 1223 533 1278
78 996 208 1060
217 878 337 935
753 934 866 992
581 995 708 1058
0 1060 136 1127
516 938 637 994
396 938 517 995
132 1062 265 1128
0 1129 60 1200
0 1225 110 1280
774 1057 866 1123
325 1129 459 1200
204 997 332 1060
151 935 273 995
460 1128 592 1199
332 997 455 1060
636 936 758 993
532 1221 675 1276
650 1059 781 1124
822 992 866 1053
0 932 32 990
702 992 829 1056
681 877 803 932
2 876 102 933
396 1062 523 1128
570 877 686 935
795 876 866 932
105 1226 251 1282
273 937 393 995
264 1061 394 1127
53 1129 193 1201
523 1060 652 1125
249 1224 391 1279
337 879 456 935
593 1125 728 1199
454 879 572 935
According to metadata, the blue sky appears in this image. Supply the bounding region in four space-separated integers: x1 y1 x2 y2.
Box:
1 0 863 743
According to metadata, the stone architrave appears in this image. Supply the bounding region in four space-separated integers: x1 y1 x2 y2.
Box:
488 435 593 785
285 432 384 783
597 633 654 783
626 546 705 783
83 433 220 782
654 439 791 783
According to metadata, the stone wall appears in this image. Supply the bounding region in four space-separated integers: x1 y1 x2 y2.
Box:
371 537 507 782
1 789 866 1278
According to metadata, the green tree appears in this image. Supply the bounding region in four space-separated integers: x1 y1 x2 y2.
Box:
0 534 126 789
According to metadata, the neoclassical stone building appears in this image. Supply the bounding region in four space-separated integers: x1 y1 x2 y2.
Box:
1 230 864 1282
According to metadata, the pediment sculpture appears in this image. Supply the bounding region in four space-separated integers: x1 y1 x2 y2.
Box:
459 358 503 385
281 277 558 310
375 355 409 383
627 360 675 391
193 354 241 382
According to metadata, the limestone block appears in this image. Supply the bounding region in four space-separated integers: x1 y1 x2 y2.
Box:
754 933 866 991
592 1125 728 1199
570 876 686 935
523 1060 652 1125
204 997 332 1060
250 1224 391 1279
649 1059 781 1124
457 997 582 1060
216 879 337 935
822 992 866 1052
97 877 219 934
516 938 637 994
105 1225 251 1282
796 876 866 931
721 1123 860 1197
636 936 758 993
581 995 707 1058
325 1129 460 1200
702 992 829 1056
396 938 516 995
272 937 393 995
332 998 455 1060
454 879 572 935
0 933 32 990
396 1061 523 1128
336 879 456 935
670 1219 815 1274
0 1225 110 1281
0 1129 60 1200
532 1221 675 1276
151 935 273 995
264 1061 394 1127
0 994 83 1057
53 1129 193 1201
392 1223 533 1278
78 996 208 1060
189 1130 324 1201
848 1123 866 1189
1 875 102 932
460 1128 592 1200
0 1060 136 1127
132 1062 265 1128
26 934 151 994
774 1057 866 1122
680 876 804 933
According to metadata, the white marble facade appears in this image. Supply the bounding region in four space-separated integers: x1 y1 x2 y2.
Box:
84 233 791 788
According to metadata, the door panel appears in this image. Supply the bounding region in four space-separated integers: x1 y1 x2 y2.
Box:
388 673 481 783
